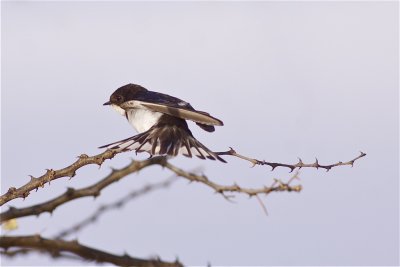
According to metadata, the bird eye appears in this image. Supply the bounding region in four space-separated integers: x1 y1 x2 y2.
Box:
114 95 123 102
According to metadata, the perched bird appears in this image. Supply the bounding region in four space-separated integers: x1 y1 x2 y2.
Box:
100 83 226 162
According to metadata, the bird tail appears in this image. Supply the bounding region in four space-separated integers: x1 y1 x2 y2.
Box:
99 126 226 163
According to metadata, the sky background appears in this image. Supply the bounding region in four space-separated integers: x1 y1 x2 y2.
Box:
1 1 399 266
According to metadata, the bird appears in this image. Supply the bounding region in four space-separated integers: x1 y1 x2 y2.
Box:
100 83 226 162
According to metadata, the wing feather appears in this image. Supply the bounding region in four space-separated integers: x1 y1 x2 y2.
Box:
120 100 223 126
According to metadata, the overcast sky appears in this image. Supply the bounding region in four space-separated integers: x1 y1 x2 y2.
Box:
2 1 399 266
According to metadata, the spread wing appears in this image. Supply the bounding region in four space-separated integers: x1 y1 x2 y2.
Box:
120 91 224 127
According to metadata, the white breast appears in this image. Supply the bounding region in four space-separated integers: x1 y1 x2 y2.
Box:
111 104 126 116
126 108 162 133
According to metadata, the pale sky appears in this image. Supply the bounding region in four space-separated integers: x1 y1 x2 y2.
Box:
2 1 399 266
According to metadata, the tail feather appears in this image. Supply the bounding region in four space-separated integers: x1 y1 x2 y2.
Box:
99 126 226 163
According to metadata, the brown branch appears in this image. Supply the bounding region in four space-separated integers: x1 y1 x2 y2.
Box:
0 235 182 267
0 150 122 206
159 161 302 198
53 177 177 239
0 151 303 224
0 157 169 223
1 145 366 207
217 148 366 172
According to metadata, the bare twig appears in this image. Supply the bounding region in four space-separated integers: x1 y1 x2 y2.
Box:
1 157 171 223
159 161 302 198
217 148 366 172
254 170 301 216
2 155 299 224
54 177 177 239
0 150 121 206
255 195 269 216
0 235 182 267
1 147 366 207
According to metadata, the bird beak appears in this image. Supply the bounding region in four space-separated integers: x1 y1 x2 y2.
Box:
103 101 111 106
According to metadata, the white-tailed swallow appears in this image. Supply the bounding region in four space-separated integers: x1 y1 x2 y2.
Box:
100 83 226 162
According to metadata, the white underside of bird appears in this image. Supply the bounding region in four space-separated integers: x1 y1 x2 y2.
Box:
112 103 162 133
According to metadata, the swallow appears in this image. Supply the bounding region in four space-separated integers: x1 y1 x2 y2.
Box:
100 83 226 162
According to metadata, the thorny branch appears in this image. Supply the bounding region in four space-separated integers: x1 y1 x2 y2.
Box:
1 157 300 223
0 235 182 267
159 161 302 199
0 150 118 206
217 148 367 172
1 159 175 223
0 148 366 265
0 148 366 206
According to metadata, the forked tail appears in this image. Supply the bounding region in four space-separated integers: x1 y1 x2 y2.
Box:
99 126 226 163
